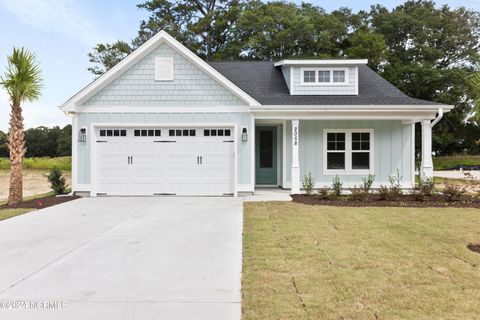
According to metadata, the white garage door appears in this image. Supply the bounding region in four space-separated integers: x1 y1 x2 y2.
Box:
95 127 235 196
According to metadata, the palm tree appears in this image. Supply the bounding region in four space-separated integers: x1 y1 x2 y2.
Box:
0 48 42 205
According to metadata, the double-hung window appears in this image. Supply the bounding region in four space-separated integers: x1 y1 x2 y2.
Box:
326 132 346 170
324 129 373 175
303 70 316 83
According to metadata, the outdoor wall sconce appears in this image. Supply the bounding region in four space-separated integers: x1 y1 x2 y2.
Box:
241 127 248 142
78 127 87 143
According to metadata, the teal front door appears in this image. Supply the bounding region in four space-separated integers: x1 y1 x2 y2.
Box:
255 126 277 185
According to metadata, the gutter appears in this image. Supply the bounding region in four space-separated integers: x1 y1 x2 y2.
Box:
431 108 444 127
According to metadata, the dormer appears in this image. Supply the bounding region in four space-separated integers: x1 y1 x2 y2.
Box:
274 59 368 96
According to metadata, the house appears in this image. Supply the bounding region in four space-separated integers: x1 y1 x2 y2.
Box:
60 31 453 197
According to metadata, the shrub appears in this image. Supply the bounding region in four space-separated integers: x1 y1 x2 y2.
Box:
378 185 390 200
361 174 375 193
349 186 367 201
318 186 329 199
410 188 425 202
46 167 67 195
332 175 343 197
418 177 435 196
388 169 402 196
302 172 315 195
443 184 466 202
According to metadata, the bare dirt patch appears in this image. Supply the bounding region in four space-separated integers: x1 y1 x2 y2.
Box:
0 170 71 201
467 243 480 254
292 194 480 208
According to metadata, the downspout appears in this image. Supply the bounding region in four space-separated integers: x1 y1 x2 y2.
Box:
431 108 444 127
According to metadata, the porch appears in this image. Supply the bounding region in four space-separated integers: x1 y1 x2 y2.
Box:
251 108 444 194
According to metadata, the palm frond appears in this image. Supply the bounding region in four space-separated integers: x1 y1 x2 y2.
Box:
0 47 43 104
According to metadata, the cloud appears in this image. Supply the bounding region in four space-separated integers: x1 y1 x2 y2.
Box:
0 0 107 47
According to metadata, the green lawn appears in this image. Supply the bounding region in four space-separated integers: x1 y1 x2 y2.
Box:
0 208 35 221
243 202 480 319
0 156 71 171
433 155 480 170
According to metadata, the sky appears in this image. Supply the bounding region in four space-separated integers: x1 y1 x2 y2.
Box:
0 0 479 132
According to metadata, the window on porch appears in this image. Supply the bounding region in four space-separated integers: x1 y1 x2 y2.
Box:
324 129 373 175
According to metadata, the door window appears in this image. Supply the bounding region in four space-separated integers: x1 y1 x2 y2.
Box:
259 130 273 168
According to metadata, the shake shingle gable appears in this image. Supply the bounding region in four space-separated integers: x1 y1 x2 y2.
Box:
208 61 442 106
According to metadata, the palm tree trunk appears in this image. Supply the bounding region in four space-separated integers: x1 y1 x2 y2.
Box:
8 102 25 205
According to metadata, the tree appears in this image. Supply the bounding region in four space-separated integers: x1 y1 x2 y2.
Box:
0 131 8 158
369 1 480 155
88 0 245 75
56 125 72 156
346 29 387 71
24 125 71 157
0 48 42 205
88 41 132 76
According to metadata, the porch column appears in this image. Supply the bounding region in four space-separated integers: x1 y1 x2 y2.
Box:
421 119 434 179
291 120 300 194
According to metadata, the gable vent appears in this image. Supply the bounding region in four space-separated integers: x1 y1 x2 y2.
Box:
155 57 173 81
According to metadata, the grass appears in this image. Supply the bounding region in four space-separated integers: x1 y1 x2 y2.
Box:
433 155 480 170
0 156 71 171
0 208 35 221
243 202 480 319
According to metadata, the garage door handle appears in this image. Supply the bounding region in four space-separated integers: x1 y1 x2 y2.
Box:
128 156 130 164
200 156 202 165
131 156 133 165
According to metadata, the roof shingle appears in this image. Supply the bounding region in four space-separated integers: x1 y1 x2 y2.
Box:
208 61 441 106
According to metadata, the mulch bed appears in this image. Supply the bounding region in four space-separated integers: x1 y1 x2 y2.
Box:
0 195 80 209
292 194 480 208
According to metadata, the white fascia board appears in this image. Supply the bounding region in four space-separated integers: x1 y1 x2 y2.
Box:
274 59 368 67
251 105 448 120
68 105 252 113
59 30 260 111
252 104 454 111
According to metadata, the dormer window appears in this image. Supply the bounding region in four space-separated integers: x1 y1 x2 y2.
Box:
318 70 330 83
301 68 348 85
333 70 345 83
303 71 316 83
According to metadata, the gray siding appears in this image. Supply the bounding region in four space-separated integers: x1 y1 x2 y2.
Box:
281 67 291 90
290 66 357 95
284 120 414 187
76 112 252 185
83 43 246 106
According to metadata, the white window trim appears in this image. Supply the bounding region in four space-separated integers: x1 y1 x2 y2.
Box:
300 67 349 86
323 129 374 176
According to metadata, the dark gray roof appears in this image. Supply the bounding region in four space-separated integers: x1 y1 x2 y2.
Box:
208 61 441 106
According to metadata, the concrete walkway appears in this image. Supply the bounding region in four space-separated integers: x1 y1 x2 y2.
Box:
0 197 243 320
244 188 292 202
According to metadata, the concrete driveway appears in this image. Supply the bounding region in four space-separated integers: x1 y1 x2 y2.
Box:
0 197 243 320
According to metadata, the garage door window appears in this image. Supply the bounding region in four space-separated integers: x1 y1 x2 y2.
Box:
100 129 127 137
134 129 161 137
204 129 231 137
169 129 196 137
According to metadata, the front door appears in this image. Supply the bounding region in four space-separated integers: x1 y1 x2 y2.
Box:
255 126 277 185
